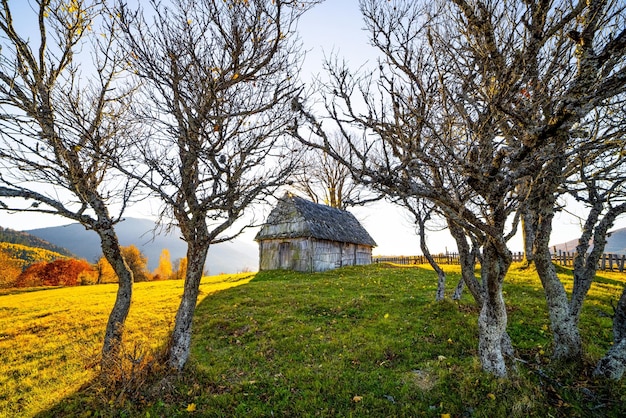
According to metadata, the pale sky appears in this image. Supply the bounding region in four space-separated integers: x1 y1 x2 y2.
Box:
1 0 624 257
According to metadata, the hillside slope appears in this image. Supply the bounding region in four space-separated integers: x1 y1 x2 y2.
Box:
0 226 74 257
551 227 626 254
21 265 626 417
27 218 258 273
0 242 67 268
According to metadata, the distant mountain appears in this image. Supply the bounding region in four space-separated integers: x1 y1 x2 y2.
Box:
551 227 626 255
26 218 259 273
0 226 75 257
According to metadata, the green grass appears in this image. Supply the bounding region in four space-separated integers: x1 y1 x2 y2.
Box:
3 264 626 417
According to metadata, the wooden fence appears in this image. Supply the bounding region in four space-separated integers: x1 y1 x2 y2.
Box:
374 251 626 273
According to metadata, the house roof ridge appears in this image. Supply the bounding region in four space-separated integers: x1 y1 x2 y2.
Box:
255 193 377 247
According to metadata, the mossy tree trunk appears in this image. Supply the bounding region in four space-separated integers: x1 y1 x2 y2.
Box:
448 219 483 305
595 287 626 380
477 239 512 377
167 239 210 370
98 225 134 365
531 177 583 361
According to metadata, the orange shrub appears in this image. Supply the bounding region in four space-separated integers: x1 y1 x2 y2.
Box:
16 259 94 287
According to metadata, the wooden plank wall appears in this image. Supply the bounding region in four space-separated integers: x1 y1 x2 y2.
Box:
258 238 373 272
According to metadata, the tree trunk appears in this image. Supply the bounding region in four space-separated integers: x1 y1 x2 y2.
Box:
452 276 464 300
477 239 511 377
98 226 134 365
570 208 603 321
533 209 583 361
579 204 626 379
167 240 210 370
521 208 536 266
570 203 626 320
417 218 446 301
448 219 483 305
595 339 626 381
525 154 582 360
594 286 626 380
434 266 446 301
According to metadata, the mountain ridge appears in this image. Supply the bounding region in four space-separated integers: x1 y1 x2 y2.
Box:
0 226 75 257
26 218 259 274
551 227 626 254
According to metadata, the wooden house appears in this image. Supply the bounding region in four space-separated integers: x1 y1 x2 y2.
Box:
255 194 377 272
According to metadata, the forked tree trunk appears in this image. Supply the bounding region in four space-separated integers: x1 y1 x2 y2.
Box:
98 226 134 365
521 209 536 266
570 203 626 319
448 220 483 305
533 211 583 360
416 218 446 301
580 204 626 379
167 240 210 370
477 240 511 377
595 287 626 380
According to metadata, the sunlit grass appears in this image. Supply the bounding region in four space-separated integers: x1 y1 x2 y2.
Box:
0 274 252 417
4 264 626 417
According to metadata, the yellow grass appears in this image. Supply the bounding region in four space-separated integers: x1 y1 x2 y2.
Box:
0 274 252 418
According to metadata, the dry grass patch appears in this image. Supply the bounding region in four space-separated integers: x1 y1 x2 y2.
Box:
0 274 251 417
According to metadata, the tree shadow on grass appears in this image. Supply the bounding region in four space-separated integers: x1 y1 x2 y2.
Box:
32 264 626 417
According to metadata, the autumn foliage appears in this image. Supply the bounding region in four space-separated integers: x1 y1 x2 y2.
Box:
3 243 184 288
153 249 173 280
15 258 95 287
96 245 152 283
0 250 22 288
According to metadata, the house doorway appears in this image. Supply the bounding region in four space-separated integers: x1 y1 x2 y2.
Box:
279 242 291 269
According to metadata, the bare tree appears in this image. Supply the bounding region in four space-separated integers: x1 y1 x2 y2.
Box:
399 196 449 301
292 133 369 209
292 0 626 376
374 0 626 372
293 3 521 376
116 0 315 370
0 0 138 365
446 216 484 303
555 106 626 379
504 0 626 362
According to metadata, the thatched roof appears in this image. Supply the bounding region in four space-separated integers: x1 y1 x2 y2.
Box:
255 194 377 247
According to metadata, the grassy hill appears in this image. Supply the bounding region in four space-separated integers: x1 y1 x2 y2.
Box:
0 242 67 268
0 226 74 257
0 273 253 417
2 265 625 417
